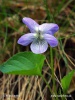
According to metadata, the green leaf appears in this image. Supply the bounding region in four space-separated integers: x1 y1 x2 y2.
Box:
61 70 75 93
0 52 45 75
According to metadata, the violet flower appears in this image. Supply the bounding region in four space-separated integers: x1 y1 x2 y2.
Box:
18 17 59 54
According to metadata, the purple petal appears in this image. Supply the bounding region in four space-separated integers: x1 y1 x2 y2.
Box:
22 17 39 33
17 33 35 46
39 23 59 35
43 34 58 47
30 39 48 54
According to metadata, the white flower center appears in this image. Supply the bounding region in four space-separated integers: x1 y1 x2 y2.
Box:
34 27 43 39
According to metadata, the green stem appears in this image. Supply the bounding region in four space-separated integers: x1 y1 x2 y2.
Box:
50 47 58 100
43 0 58 100
43 0 56 91
50 48 53 81
50 47 56 92
50 47 55 88
44 0 56 93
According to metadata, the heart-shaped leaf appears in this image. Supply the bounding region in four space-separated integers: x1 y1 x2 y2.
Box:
0 52 45 75
61 70 75 93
